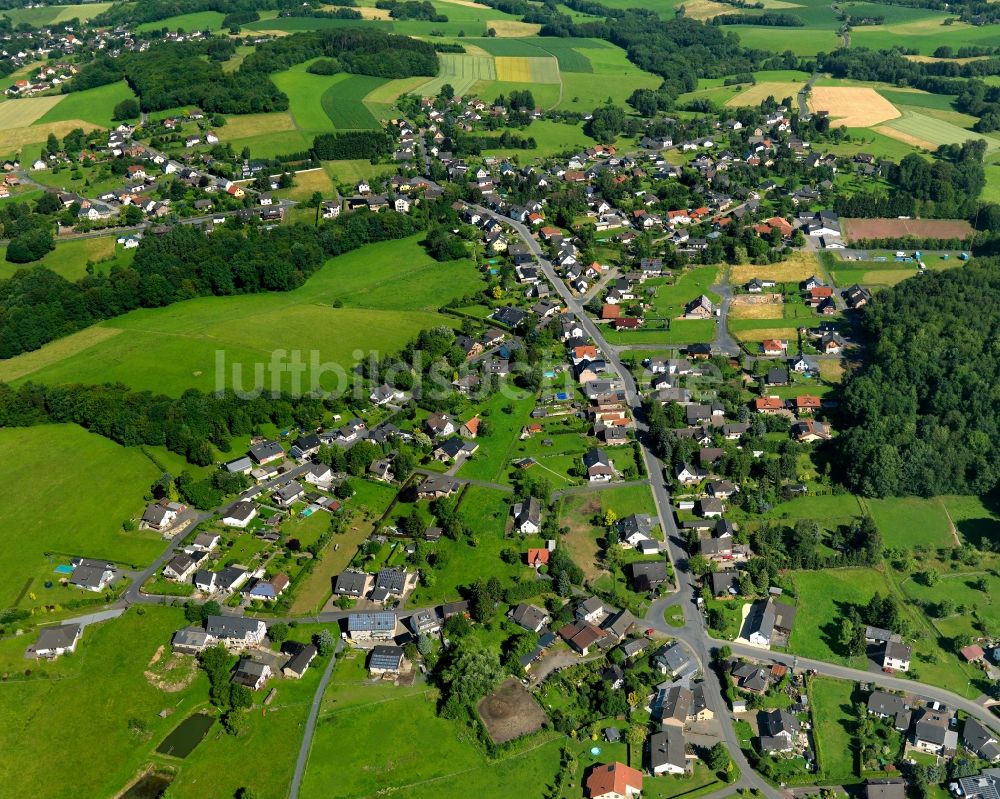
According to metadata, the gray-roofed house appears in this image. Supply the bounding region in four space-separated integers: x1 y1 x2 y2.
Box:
656 685 693 726
583 448 614 482
509 603 549 633
371 568 410 603
711 569 741 598
732 662 771 693
217 566 249 593
748 597 796 649
205 616 267 650
408 608 440 635
282 643 318 679
222 500 257 528
652 642 694 677
30 623 82 659
649 726 690 775
290 433 321 460
631 560 668 593
273 481 304 508
882 640 912 672
867 690 911 731
512 496 542 534
172 626 214 655
249 440 284 464
163 553 198 582
867 781 906 799
70 562 114 592
912 707 954 754
233 659 271 691
758 709 801 753
959 773 1000 799
369 645 406 676
965 719 1000 762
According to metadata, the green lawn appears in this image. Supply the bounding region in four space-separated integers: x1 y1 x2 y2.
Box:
457 391 539 484
0 607 209 797
809 676 858 782
0 424 167 610
406 486 541 607
940 494 1000 548
321 74 386 129
789 568 892 665
0 235 133 282
863 496 955 549
3 235 484 394
35 81 138 128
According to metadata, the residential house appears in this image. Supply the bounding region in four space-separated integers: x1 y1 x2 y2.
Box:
70 560 115 592
369 645 407 676
758 708 801 754
509 603 549 633
631 561 668 592
585 762 643 799
912 706 955 755
249 440 284 464
964 719 1000 762
273 481 305 508
512 496 542 534
649 727 690 775
233 659 271 691
347 612 397 641
867 690 912 731
282 642 318 679
584 448 614 482
222 500 257 528
748 597 796 648
205 616 267 650
652 642 695 678
558 620 606 655
164 553 199 582
30 623 82 659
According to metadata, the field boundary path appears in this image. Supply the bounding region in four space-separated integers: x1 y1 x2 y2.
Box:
288 639 343 799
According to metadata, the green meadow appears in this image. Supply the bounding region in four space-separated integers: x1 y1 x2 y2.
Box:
0 424 166 609
1 236 484 394
136 11 227 32
36 81 139 129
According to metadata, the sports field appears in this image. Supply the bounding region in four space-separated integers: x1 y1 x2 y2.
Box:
3 236 483 394
418 53 497 96
0 424 167 609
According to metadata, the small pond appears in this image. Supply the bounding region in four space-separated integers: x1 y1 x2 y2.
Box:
156 712 214 759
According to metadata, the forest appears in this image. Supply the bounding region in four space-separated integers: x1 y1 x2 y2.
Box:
0 209 427 359
837 261 1000 497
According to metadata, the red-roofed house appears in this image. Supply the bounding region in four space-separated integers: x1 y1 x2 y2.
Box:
755 397 786 414
961 644 985 662
794 395 821 414
761 339 786 356
526 548 549 568
808 286 834 306
539 226 562 241
615 317 642 330
585 761 643 799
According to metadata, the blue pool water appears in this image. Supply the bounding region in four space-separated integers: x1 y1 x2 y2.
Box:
543 370 555 378
54 565 73 575
556 392 569 400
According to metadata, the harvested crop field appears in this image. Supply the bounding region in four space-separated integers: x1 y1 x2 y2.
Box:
727 81 805 107
488 19 542 36
495 56 560 83
0 119 98 152
477 678 547 744
809 86 900 127
729 295 784 319
841 217 973 241
0 95 65 128
734 325 802 342
730 254 822 284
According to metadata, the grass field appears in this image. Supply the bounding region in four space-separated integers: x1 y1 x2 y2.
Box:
941 494 1000 548
35 81 138 128
321 74 386 128
4 236 482 394
731 253 823 285
877 88 957 111
809 676 858 782
273 65 354 132
789 568 892 665
862 496 955 550
0 425 167 609
300 653 562 799
0 235 125 281
2 2 112 25
876 108 1000 151
136 11 226 31
417 53 497 97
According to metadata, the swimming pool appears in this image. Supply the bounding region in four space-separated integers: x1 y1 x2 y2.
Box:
556 392 569 401
54 565 73 575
